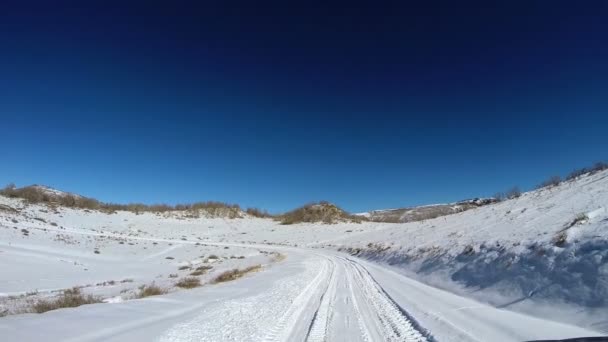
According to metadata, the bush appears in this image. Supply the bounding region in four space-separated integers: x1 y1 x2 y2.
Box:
246 207 272 218
0 184 244 216
136 283 167 298
32 288 101 313
195 265 213 271
591 161 608 173
506 186 521 199
175 277 201 289
566 161 608 181
537 175 561 189
212 265 261 283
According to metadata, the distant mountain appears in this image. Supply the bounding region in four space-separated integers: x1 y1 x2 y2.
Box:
356 198 498 223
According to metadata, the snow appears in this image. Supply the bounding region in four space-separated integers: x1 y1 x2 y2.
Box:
1 170 607 340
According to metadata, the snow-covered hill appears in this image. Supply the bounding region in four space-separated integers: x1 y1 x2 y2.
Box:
356 198 498 222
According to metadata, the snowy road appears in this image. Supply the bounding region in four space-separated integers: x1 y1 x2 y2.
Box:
0 243 601 341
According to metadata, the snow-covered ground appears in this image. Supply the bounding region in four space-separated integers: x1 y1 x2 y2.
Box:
1 170 607 341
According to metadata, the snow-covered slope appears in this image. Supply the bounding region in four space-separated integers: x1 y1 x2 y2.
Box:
332 170 608 331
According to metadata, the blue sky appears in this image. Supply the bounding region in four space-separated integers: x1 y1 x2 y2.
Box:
1 1 607 213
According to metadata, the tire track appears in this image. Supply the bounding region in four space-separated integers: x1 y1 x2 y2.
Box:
343 257 432 342
263 257 331 342
306 260 338 342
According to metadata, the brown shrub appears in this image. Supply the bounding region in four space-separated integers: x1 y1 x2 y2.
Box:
278 202 364 225
175 277 201 289
537 175 561 189
32 288 101 313
136 283 167 298
212 265 262 283
246 207 272 218
506 186 521 199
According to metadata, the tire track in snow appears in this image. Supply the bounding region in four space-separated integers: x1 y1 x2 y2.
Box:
344 260 373 342
305 259 338 342
344 257 433 341
262 257 332 342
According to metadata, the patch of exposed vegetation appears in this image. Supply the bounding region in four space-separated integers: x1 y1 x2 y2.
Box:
0 183 246 217
136 283 167 298
212 265 262 283
495 186 522 201
175 277 201 289
552 231 568 247
245 207 273 218
31 288 101 313
278 201 365 225
565 161 608 181
537 175 562 189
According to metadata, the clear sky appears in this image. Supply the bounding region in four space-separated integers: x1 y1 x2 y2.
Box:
1 1 607 213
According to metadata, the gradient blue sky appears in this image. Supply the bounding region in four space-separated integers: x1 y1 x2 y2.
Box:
1 1 607 213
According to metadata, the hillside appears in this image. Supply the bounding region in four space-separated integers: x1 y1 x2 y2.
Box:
332 169 608 330
357 198 498 223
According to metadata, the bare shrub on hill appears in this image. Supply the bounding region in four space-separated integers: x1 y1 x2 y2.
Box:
31 288 101 313
212 265 262 283
136 283 167 298
566 161 608 181
537 175 562 189
278 201 365 225
506 186 521 199
246 207 272 218
175 277 201 289
0 184 250 217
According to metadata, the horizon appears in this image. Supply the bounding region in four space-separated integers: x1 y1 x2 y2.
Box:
3 160 605 214
2 1 608 213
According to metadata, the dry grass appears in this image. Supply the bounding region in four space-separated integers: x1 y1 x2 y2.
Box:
136 283 167 298
537 175 562 189
212 265 262 284
175 277 201 289
32 288 101 313
190 265 213 275
566 161 608 181
278 201 365 225
0 184 242 215
246 207 273 218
